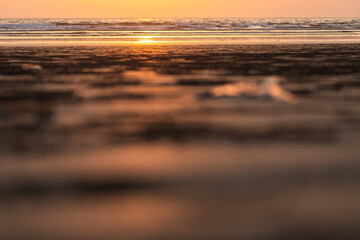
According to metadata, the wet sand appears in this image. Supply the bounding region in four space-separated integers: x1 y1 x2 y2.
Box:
0 43 360 239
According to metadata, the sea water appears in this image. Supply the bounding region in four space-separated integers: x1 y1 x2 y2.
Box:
0 18 359 44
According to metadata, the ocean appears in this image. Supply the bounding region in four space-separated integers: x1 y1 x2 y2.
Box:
1 18 360 44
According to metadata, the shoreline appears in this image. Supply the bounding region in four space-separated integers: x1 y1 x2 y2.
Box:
1 38 360 46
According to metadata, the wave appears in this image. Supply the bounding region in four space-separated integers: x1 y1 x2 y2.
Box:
1 18 360 32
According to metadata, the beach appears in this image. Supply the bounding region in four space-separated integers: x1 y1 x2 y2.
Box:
0 43 360 239
1 17 360 240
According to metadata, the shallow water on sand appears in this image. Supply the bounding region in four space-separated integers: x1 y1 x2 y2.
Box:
0 44 360 240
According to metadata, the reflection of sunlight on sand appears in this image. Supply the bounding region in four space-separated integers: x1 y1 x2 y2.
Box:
209 76 294 103
122 70 175 84
0 192 193 239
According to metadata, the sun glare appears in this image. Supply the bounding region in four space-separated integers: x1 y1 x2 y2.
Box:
136 36 159 44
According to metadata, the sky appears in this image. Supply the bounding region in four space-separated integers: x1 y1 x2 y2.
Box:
1 0 360 18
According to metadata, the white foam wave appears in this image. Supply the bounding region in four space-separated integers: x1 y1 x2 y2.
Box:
0 18 359 32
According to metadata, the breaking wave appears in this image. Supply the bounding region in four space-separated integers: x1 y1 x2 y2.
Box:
1 18 360 31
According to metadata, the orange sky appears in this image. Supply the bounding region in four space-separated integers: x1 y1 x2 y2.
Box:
1 0 360 18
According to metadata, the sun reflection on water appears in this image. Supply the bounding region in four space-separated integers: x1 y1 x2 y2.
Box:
136 36 159 44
